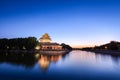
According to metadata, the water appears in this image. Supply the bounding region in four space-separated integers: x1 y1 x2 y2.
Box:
0 50 120 80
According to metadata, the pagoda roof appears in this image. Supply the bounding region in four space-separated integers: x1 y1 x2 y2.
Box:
40 33 51 40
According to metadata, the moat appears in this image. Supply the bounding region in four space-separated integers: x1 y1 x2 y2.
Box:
0 51 120 80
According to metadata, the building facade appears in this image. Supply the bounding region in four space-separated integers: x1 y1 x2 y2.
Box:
39 33 62 50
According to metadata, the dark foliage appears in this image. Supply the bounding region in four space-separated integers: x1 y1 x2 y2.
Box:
81 47 93 51
61 43 72 51
94 41 120 50
0 37 39 50
81 41 120 51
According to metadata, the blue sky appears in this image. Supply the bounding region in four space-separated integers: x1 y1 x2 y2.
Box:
0 0 120 47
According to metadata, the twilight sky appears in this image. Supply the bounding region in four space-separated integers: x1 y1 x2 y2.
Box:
0 0 120 48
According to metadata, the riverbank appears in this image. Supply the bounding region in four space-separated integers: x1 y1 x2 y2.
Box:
38 50 70 55
0 50 71 55
84 50 120 56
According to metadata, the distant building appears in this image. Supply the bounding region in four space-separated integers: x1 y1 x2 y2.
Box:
39 33 62 50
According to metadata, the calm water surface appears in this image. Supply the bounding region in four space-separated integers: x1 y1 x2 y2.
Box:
0 50 120 80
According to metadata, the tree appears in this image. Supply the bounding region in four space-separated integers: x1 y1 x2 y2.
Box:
0 37 39 50
0 38 8 49
61 43 72 50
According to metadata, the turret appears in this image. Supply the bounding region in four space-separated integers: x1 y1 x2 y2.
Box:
39 33 51 43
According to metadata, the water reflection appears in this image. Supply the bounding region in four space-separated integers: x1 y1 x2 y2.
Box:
0 51 120 80
36 53 68 72
0 52 36 68
0 52 68 70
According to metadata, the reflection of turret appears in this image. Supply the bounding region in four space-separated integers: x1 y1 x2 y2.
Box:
38 55 50 72
38 54 62 72
51 55 62 62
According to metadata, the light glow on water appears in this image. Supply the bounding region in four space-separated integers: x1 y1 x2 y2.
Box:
0 51 120 80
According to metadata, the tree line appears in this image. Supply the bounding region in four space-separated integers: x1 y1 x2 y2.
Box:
81 41 120 50
94 41 120 50
0 37 38 50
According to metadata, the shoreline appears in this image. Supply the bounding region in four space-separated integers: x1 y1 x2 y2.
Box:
0 50 71 55
83 50 120 56
38 50 70 55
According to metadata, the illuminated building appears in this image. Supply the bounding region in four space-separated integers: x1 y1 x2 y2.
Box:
39 33 62 50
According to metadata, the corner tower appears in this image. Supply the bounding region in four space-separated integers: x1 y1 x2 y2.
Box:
39 33 51 43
